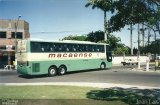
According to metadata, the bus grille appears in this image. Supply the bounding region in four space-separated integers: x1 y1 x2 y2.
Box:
32 63 40 72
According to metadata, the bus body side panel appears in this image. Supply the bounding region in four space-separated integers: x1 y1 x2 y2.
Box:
17 58 111 75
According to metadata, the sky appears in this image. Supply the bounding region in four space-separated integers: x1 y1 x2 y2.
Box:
0 0 155 48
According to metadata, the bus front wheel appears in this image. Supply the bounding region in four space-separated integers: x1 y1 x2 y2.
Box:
100 63 106 70
48 66 57 77
58 65 67 75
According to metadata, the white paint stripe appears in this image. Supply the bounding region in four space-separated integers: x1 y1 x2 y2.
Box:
0 82 159 89
17 53 106 61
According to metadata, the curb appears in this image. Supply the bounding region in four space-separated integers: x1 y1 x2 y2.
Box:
0 82 160 89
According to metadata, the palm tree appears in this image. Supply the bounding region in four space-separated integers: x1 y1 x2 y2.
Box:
85 0 113 40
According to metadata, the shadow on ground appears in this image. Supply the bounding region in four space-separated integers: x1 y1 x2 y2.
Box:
86 87 160 105
18 69 111 79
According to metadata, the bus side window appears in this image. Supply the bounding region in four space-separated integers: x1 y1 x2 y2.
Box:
93 45 97 52
77 44 81 52
41 47 44 52
62 44 67 52
58 43 66 52
78 44 82 52
58 44 62 52
88 45 95 52
46 43 52 52
53 43 57 52
50 47 53 52
96 45 100 52
45 43 50 52
49 43 54 52
53 43 60 52
97 45 104 52
40 42 45 52
80 44 85 52
101 45 105 52
65 44 70 52
66 47 69 52
72 44 77 52
66 44 71 52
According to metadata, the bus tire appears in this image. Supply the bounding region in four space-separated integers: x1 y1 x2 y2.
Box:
100 62 106 70
48 66 57 77
58 65 67 75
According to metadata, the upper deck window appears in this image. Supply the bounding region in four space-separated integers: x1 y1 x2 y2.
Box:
31 41 105 53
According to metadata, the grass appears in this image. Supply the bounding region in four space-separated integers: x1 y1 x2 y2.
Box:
1 85 158 105
0 85 95 99
0 85 127 105
0 85 159 105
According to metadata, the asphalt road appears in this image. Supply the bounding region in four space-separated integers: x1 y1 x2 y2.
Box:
0 65 160 87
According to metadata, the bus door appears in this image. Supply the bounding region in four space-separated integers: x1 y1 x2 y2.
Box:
106 45 112 62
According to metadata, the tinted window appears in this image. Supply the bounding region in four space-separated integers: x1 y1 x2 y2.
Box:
97 45 104 52
12 32 23 39
31 42 105 53
0 32 6 38
31 42 41 52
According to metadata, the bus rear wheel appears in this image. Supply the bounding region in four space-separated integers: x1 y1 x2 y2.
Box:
48 66 57 77
58 65 67 75
100 63 106 70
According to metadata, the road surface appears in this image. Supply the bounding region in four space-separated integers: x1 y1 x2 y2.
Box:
0 65 160 87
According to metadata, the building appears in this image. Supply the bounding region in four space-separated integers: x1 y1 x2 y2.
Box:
0 19 30 68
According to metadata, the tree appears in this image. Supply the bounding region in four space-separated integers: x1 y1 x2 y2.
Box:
144 39 160 54
146 6 160 36
62 35 87 41
114 43 130 55
106 34 121 50
86 30 104 42
98 33 130 55
86 31 121 50
110 0 160 31
85 0 113 40
86 0 160 32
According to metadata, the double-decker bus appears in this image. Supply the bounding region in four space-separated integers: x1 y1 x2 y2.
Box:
17 39 112 76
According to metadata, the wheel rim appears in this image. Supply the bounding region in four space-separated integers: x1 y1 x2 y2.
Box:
60 67 66 74
101 64 105 69
61 68 65 74
50 68 56 75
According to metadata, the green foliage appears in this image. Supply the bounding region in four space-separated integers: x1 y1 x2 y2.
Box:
86 0 160 32
147 6 160 33
98 34 129 55
0 86 96 99
114 44 130 55
86 30 104 42
142 39 160 54
106 34 121 50
85 0 113 12
62 35 87 41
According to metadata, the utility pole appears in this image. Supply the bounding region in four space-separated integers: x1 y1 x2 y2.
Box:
128 24 134 55
104 11 108 40
14 15 21 69
142 24 145 48
148 29 151 52
138 24 141 69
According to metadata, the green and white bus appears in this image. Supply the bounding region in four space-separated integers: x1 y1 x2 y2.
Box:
17 39 112 76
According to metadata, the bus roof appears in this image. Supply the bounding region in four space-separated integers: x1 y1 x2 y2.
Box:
24 38 109 45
